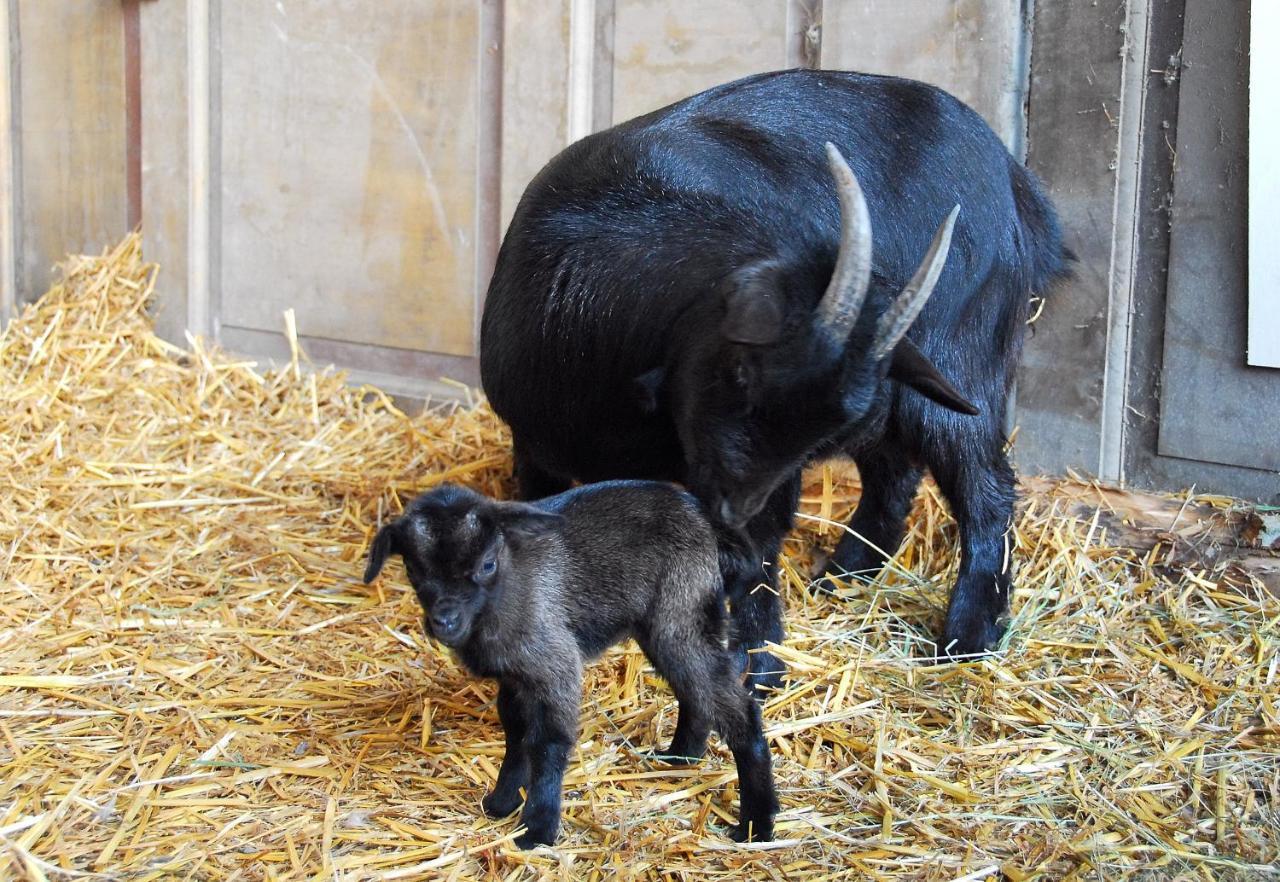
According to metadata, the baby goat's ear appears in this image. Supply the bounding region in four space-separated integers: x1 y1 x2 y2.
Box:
363 521 402 583
495 503 564 541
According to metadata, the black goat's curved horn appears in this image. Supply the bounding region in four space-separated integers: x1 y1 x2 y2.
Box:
870 205 959 362
815 143 873 338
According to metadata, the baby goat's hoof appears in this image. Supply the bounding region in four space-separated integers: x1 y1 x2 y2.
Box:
513 829 556 850
729 819 774 843
649 750 701 767
482 790 522 819
656 735 707 765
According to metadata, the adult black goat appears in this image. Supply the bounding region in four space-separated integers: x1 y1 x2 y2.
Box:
480 69 1069 688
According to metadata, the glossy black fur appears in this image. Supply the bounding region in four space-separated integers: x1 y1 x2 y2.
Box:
480 69 1070 681
363 481 778 848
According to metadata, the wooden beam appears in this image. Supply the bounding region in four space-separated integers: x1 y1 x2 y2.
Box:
0 0 17 325
187 0 213 341
1014 0 1129 476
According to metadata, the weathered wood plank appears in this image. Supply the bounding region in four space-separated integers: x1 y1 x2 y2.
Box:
140 0 192 344
218 0 483 358
500 0 571 229
1014 1 1127 475
820 0 1025 147
1157 0 1280 471
610 0 789 123
16 0 128 301
1 0 17 324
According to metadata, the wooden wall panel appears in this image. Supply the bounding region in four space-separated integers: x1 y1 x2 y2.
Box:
218 0 483 358
1 0 16 324
820 0 1026 147
1156 0 1280 472
500 0 571 227
15 0 128 301
139 0 191 345
1015 2 1128 476
610 0 789 123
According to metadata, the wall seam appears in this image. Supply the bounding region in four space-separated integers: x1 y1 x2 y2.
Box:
1099 0 1153 483
476 0 504 343
187 0 211 340
0 0 20 322
567 0 595 142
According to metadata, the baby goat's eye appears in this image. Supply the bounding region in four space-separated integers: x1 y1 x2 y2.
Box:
477 557 498 579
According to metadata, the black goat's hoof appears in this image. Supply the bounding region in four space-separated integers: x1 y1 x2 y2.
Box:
938 613 1006 662
808 568 843 597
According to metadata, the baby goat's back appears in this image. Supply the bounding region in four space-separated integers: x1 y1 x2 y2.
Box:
537 481 722 656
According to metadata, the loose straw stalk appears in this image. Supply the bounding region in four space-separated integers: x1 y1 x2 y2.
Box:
0 235 1276 880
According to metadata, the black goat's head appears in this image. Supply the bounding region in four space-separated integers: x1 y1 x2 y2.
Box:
362 484 562 646
661 144 977 529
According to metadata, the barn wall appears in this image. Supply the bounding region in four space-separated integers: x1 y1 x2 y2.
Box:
0 0 130 323
1017 0 1278 502
2 1 1272 499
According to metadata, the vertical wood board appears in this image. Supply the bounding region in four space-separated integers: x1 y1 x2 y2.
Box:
218 0 483 358
16 0 128 301
610 0 789 123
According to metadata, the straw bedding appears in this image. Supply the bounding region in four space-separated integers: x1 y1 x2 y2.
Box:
1 236 1277 881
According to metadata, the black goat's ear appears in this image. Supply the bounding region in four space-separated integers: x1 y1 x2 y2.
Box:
496 503 565 540
888 339 980 416
363 522 401 583
633 367 665 414
721 263 784 345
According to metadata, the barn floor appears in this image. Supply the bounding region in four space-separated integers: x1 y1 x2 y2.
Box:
1 237 1277 881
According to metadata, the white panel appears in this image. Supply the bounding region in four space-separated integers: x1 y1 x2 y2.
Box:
1249 2 1280 368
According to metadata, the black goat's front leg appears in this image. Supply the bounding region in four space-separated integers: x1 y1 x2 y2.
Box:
483 682 529 819
513 681 580 849
928 445 1016 659
723 473 801 694
815 447 923 591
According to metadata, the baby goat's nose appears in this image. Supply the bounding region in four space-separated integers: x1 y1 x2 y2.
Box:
430 609 461 637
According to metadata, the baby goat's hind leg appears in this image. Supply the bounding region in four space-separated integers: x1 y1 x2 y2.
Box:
641 618 777 840
711 666 778 842
635 621 715 763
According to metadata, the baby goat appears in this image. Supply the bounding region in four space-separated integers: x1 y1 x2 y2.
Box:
363 481 778 849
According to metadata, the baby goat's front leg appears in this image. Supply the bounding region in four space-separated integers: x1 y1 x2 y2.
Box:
483 682 529 819
513 672 581 849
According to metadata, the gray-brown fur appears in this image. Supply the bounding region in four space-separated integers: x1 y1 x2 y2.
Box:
362 480 778 848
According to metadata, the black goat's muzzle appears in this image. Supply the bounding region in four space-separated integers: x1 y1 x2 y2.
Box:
426 608 467 646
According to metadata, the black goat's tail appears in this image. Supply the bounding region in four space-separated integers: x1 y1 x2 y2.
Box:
1010 163 1074 297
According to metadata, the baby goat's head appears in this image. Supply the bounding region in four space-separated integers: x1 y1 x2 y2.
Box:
362 484 563 647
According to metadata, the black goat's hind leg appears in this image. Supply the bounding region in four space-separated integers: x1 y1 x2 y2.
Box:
636 581 736 764
929 447 1016 660
815 448 923 592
